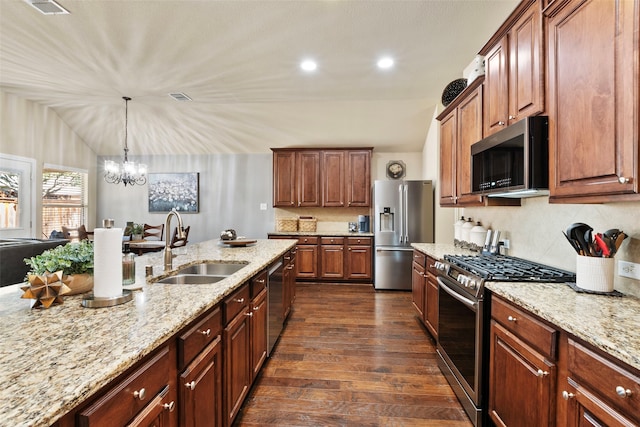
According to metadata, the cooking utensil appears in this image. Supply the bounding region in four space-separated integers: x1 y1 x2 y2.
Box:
489 230 501 255
566 223 593 256
562 231 581 254
482 229 493 254
594 233 611 257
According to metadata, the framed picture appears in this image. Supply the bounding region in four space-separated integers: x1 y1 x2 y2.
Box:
148 173 199 213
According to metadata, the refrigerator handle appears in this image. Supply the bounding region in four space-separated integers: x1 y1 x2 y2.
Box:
398 185 404 243
403 184 409 243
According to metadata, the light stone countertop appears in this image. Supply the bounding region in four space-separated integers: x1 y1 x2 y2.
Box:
0 238 296 427
411 243 640 373
268 231 375 237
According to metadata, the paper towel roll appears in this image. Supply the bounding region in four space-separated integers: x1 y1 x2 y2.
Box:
93 227 123 298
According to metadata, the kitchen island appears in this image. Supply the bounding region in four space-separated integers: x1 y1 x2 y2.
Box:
0 238 295 427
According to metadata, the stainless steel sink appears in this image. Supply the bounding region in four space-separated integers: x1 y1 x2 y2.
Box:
156 274 227 285
176 262 248 276
155 262 248 285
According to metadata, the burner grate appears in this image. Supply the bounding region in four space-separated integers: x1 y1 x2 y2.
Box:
444 255 575 282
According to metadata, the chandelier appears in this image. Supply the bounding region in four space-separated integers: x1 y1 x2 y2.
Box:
104 97 148 186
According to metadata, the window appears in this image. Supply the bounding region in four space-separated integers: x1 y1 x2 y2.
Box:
42 167 88 239
0 154 35 238
0 171 19 229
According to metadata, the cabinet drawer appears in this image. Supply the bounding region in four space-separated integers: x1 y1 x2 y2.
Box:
320 237 344 245
491 297 558 359
178 306 222 370
426 256 438 276
412 251 426 268
223 283 250 324
347 237 371 246
297 236 318 245
78 345 172 427
568 339 640 418
250 269 267 298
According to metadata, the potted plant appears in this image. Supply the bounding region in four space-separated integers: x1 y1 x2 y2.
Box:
131 223 144 241
24 240 94 295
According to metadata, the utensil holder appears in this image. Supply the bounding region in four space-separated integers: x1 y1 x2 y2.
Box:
576 255 614 292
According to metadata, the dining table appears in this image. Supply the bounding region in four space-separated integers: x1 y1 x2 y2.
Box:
127 239 165 256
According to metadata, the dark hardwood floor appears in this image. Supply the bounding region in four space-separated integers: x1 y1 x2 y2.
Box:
233 282 472 426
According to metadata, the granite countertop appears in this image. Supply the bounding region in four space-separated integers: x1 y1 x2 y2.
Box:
0 238 296 427
411 243 640 373
269 231 375 237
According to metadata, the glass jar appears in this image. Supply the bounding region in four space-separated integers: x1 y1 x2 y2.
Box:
122 253 135 285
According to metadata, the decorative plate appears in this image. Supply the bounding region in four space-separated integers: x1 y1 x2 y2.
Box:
441 78 468 107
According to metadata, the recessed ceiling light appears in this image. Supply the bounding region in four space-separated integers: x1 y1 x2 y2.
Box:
300 60 317 72
377 57 395 70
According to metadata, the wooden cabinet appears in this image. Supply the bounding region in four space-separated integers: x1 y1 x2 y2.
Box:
562 339 640 427
77 344 177 427
424 256 438 339
320 237 345 279
249 288 268 381
482 0 543 136
345 237 372 280
545 0 639 203
272 148 372 208
411 251 426 320
295 236 318 279
223 284 251 427
437 79 485 207
283 249 296 319
177 307 223 427
489 296 558 427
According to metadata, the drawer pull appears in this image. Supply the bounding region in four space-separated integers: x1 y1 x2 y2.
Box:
199 329 211 337
253 306 260 311
163 401 176 412
234 298 245 304
562 391 574 400
507 315 517 322
245 312 253 317
256 279 265 283
133 388 146 400
536 369 549 377
618 176 631 184
616 386 632 398
185 381 196 390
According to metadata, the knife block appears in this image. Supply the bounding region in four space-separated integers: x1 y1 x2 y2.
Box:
576 255 614 292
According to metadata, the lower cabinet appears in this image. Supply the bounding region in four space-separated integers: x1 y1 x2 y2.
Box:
411 251 426 320
346 237 372 280
295 236 319 279
319 237 345 279
250 287 268 380
411 251 437 339
283 248 296 319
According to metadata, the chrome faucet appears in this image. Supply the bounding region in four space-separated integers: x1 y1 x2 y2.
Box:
164 208 186 271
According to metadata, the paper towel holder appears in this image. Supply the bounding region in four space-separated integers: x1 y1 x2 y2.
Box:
82 289 133 308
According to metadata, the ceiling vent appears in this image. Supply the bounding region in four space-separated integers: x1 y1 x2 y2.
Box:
169 93 192 102
25 0 69 15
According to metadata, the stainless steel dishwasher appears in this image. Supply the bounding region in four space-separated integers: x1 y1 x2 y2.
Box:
267 258 284 356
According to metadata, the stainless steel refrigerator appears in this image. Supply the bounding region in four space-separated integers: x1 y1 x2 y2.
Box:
373 180 434 290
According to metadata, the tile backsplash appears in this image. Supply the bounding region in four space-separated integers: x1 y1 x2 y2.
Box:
274 207 370 232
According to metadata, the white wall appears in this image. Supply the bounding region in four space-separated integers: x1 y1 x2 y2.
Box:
0 90 98 236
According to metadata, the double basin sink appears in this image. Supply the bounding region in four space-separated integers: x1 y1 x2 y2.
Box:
155 262 248 285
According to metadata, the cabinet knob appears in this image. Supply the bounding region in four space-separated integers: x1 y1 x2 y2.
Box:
508 115 516 120
163 401 176 412
537 369 549 377
618 176 631 184
234 298 245 304
562 391 574 400
253 306 260 311
616 386 632 398
133 388 146 400
185 381 196 390
290 202 294 206
245 312 254 317
199 328 211 337
498 121 505 126
507 315 517 322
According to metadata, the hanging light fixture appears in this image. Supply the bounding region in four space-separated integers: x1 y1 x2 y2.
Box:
104 96 148 186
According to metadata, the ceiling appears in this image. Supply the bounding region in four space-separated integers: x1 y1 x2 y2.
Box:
0 0 518 156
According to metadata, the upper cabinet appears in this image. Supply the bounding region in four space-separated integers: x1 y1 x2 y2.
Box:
545 0 639 203
482 0 544 136
272 148 372 208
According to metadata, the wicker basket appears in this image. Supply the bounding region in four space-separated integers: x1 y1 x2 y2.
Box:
276 217 298 232
298 218 317 232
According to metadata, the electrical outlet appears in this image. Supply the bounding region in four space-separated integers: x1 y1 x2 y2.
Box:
501 239 510 249
618 260 640 280
259 203 267 211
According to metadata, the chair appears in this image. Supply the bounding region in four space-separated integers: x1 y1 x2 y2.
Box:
170 226 190 248
62 225 92 242
143 224 164 241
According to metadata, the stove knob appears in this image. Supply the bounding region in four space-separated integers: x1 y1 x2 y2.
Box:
457 274 465 285
468 280 477 290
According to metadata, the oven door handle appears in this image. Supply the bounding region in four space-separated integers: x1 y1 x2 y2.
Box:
437 277 477 309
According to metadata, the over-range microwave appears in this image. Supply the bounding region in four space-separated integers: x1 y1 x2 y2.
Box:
471 116 549 198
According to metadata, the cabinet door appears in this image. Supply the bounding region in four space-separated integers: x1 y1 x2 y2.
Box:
180 337 222 427
484 36 509 136
346 150 371 207
457 85 484 206
489 320 556 427
272 151 296 207
296 151 321 207
411 261 425 320
508 1 543 122
295 244 318 279
322 151 345 207
425 273 438 339
345 244 372 280
546 0 638 201
250 288 268 380
320 244 344 279
439 109 457 206
224 308 251 426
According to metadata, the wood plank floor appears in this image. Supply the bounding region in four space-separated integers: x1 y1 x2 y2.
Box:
233 283 472 426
